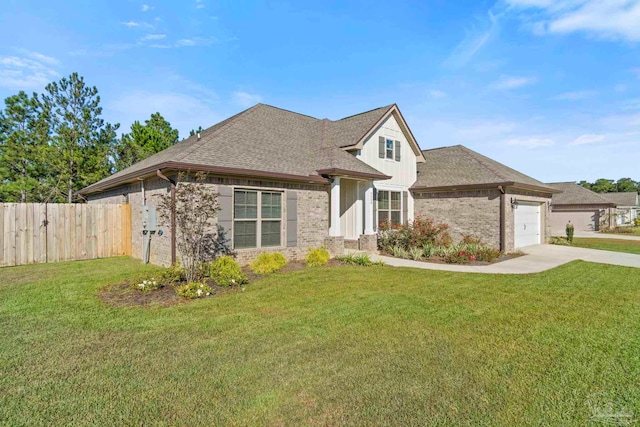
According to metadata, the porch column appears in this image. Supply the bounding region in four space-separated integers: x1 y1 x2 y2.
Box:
364 182 375 235
329 177 341 236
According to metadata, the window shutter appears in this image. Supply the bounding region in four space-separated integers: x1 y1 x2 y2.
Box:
402 191 408 224
395 140 401 161
286 191 297 247
218 186 233 247
378 136 385 158
372 188 378 231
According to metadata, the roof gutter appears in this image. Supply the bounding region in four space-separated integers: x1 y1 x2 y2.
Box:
410 181 561 194
316 168 391 181
80 162 330 195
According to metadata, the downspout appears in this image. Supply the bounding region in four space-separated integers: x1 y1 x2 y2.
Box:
498 185 506 252
157 170 177 265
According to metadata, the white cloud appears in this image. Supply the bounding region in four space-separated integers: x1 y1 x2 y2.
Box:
0 53 60 90
506 0 640 42
444 11 499 68
121 21 141 27
571 134 605 145
506 137 555 148
489 75 537 90
140 34 166 41
141 4 153 12
551 90 597 100
232 91 263 108
429 89 447 99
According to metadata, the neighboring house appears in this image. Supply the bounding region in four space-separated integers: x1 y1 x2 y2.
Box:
602 192 639 225
81 103 556 266
547 182 616 234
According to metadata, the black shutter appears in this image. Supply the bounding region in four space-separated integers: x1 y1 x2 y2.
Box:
372 188 378 231
218 186 233 247
402 191 408 224
286 191 297 247
395 140 401 161
378 136 385 158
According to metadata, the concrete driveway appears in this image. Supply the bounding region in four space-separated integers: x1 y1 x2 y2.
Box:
370 244 640 274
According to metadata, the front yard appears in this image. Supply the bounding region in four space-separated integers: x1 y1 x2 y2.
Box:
1 258 639 425
573 237 640 255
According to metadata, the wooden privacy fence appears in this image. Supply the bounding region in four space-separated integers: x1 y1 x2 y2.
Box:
0 203 132 268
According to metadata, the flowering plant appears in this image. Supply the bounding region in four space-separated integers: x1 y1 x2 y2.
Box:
132 277 160 293
175 282 213 299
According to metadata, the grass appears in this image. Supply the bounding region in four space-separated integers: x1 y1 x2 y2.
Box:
602 227 640 236
573 237 640 255
1 258 640 425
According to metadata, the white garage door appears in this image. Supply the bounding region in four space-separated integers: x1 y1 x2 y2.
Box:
514 202 541 248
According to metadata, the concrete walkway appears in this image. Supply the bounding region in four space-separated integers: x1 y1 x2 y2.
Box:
574 231 640 241
369 244 640 274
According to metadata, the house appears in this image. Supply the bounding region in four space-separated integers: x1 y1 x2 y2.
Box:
546 182 616 234
602 192 639 225
81 104 556 266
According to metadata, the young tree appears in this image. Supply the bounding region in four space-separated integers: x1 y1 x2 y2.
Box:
0 91 50 202
156 172 222 283
114 112 179 171
41 73 119 202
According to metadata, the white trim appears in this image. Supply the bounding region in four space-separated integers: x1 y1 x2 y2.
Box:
329 177 341 236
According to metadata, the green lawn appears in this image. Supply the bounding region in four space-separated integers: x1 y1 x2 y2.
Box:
573 237 640 255
2 258 640 426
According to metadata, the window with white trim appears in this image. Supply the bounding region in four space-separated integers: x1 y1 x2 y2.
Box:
378 190 401 226
233 189 282 249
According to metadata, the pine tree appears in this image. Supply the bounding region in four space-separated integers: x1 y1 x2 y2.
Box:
0 91 49 202
114 112 179 171
41 73 119 202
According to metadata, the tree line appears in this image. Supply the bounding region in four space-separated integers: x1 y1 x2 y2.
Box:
578 178 640 194
0 72 186 203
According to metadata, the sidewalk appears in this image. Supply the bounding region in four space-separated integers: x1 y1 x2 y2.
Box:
368 244 640 274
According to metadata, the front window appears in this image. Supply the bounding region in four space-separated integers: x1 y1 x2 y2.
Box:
233 189 282 249
378 190 401 226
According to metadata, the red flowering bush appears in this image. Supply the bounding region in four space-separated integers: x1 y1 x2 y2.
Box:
378 217 451 252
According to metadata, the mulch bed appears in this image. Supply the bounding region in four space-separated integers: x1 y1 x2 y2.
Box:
100 259 346 308
380 252 524 266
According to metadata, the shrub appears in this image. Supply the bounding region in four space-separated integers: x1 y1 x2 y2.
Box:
409 246 423 261
461 234 483 245
549 236 571 246
378 217 451 253
444 250 475 264
132 276 160 293
566 222 575 243
305 247 330 267
175 282 212 299
250 252 287 274
602 226 637 234
390 245 409 259
635 218 640 227
210 256 247 287
336 253 385 267
158 264 185 285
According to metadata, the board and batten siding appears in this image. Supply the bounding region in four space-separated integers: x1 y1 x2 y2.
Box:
355 114 418 222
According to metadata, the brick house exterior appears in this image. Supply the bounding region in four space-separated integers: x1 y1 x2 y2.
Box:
82 103 558 265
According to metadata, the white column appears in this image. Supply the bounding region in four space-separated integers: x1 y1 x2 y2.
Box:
329 177 341 237
364 182 374 235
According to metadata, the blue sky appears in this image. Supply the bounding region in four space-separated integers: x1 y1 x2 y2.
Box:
1 0 639 182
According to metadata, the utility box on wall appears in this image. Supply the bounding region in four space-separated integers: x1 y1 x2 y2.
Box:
142 205 157 232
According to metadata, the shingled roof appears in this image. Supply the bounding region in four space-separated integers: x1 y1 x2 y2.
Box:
546 182 615 206
412 145 557 193
82 104 398 194
602 192 639 207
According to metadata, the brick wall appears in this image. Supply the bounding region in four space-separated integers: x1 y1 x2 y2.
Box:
88 175 330 266
412 189 502 248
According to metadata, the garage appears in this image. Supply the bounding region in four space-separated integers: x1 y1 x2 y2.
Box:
514 202 541 248
550 210 600 234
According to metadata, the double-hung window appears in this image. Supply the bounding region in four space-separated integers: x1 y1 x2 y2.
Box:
233 189 282 249
385 139 394 159
378 190 401 225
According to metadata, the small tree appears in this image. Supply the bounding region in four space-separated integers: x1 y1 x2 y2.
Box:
566 221 574 244
157 172 222 283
